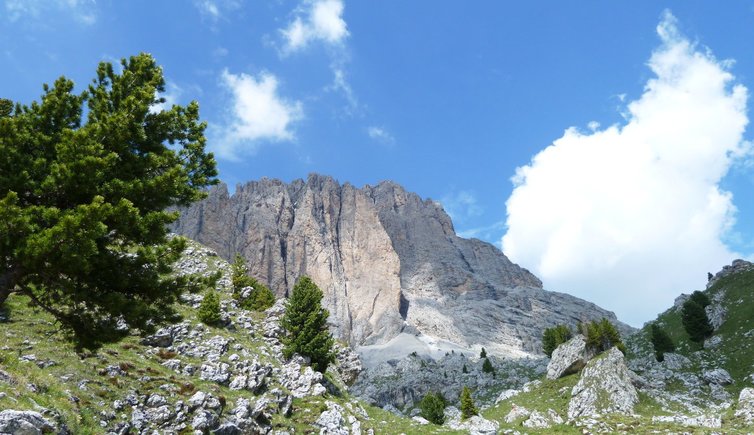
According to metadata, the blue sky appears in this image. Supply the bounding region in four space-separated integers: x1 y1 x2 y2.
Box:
3 1 754 326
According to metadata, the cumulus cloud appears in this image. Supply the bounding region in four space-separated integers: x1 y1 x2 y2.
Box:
501 12 750 326
367 126 395 145
4 0 96 24
213 70 304 160
280 0 349 54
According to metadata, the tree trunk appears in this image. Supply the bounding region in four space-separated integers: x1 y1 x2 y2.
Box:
0 267 20 306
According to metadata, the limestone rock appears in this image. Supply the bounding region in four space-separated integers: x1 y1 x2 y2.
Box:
444 406 499 434
0 410 56 435
546 335 593 380
734 387 754 424
174 175 630 357
702 368 733 386
568 347 638 419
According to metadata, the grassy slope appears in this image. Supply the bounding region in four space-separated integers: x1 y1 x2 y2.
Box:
0 241 465 434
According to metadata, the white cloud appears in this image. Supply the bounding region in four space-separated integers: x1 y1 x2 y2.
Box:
501 11 750 326
367 126 394 145
441 191 483 224
4 0 96 24
213 69 304 160
280 0 349 54
194 0 240 22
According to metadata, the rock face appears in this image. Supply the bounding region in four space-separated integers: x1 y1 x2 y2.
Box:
174 174 627 355
546 335 594 380
0 410 56 435
567 347 638 419
735 388 754 424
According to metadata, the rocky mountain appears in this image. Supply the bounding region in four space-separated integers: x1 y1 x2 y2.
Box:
173 174 626 357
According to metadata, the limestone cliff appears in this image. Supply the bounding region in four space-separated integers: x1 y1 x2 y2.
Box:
173 174 624 355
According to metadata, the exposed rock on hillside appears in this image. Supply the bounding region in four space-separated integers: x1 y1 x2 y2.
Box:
567 347 638 419
174 174 627 356
546 334 594 380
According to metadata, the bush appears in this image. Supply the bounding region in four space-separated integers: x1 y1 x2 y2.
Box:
198 290 221 326
280 276 334 373
581 318 624 355
542 324 572 357
460 386 478 419
649 323 675 362
681 291 713 344
419 392 446 425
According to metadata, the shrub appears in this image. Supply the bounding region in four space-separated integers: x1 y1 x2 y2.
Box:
197 290 221 326
542 324 572 357
280 276 334 373
460 386 478 419
419 391 446 424
649 323 675 362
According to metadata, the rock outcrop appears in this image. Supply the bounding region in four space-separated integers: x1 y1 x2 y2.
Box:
174 174 628 356
546 335 594 380
567 347 638 419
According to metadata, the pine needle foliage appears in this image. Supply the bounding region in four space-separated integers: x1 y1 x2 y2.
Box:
419 391 446 424
0 54 217 350
197 290 221 326
649 323 675 362
460 386 478 420
280 276 334 373
681 291 713 344
581 318 625 354
542 324 573 357
230 254 275 311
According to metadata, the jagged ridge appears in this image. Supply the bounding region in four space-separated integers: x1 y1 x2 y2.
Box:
173 174 625 356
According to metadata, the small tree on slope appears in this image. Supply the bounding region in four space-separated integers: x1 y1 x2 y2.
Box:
280 276 335 373
649 323 675 362
681 291 713 344
460 386 478 420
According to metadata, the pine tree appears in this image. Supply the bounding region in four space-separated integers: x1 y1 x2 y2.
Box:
462 364 468 374
681 293 713 344
419 392 446 425
0 54 217 350
280 276 335 373
542 324 573 357
649 323 675 362
482 357 495 375
479 347 487 358
198 290 221 326
584 318 625 354
460 386 478 420
230 254 275 311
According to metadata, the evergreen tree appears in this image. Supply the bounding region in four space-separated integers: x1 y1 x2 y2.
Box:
280 276 335 373
0 98 12 118
230 254 275 311
542 324 572 357
584 318 625 354
681 294 713 344
0 54 217 350
482 357 495 375
197 290 221 326
460 386 478 419
419 392 446 425
649 323 675 362
479 347 487 358
462 364 468 374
